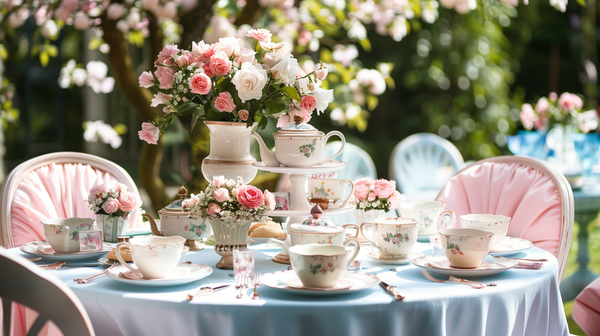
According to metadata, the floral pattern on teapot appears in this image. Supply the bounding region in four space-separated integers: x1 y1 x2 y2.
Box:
299 143 316 158
317 235 335 244
185 222 207 239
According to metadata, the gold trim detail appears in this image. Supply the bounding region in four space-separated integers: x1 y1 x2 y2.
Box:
203 121 252 127
203 158 256 165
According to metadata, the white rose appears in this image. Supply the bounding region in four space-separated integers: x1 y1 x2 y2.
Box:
73 12 90 30
41 20 59 39
218 36 240 57
72 68 87 86
127 9 141 28
270 55 299 86
312 87 334 114
231 63 268 102
295 77 310 95
236 48 256 65
262 51 282 69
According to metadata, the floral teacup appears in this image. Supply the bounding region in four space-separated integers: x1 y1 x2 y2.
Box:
360 217 419 258
117 236 186 279
460 214 511 250
42 218 94 254
438 228 494 268
400 201 446 235
307 178 355 208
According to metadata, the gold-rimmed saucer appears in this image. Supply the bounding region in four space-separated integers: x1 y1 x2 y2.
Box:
366 251 424 265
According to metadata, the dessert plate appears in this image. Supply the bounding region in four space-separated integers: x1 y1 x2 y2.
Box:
366 251 424 265
411 255 518 278
20 241 110 261
253 160 345 174
488 237 533 256
105 263 212 287
260 270 380 295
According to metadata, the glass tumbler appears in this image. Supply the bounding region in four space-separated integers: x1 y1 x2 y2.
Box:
233 250 255 279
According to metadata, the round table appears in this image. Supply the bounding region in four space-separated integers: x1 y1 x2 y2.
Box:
11 243 569 336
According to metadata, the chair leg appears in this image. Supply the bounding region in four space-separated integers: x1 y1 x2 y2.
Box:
26 316 48 336
2 299 11 336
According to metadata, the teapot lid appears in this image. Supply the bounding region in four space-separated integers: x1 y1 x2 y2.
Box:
161 186 189 213
300 205 335 227
275 114 323 137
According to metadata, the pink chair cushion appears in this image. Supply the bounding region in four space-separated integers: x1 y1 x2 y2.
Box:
436 161 562 256
10 162 118 247
573 277 600 336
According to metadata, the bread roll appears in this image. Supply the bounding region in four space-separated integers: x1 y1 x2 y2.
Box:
249 225 287 238
107 246 133 262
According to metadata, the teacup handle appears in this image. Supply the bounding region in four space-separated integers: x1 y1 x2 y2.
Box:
360 221 381 253
343 238 361 270
116 242 136 272
340 180 355 208
342 224 359 239
63 226 71 253
318 131 345 165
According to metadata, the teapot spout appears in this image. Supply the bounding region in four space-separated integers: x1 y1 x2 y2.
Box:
250 133 279 167
142 213 164 237
269 239 290 254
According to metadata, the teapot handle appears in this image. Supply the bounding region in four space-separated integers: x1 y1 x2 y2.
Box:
318 131 345 165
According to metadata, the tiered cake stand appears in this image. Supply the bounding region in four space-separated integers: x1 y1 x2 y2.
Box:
253 160 354 264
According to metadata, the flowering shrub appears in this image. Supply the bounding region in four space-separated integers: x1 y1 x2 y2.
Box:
520 92 599 133
183 176 275 223
86 183 141 218
137 28 333 143
352 178 402 212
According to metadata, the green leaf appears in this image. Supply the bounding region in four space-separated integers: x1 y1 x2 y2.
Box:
177 101 199 114
575 0 585 6
190 105 205 131
205 108 222 121
264 96 287 115
281 86 301 103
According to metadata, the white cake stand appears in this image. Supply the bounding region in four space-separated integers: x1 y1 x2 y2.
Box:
253 160 354 264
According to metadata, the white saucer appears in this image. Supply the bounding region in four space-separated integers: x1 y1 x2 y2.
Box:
253 160 346 174
411 255 518 277
283 278 354 291
260 270 380 295
20 241 110 261
488 237 533 256
265 204 354 217
105 263 213 287
366 251 424 265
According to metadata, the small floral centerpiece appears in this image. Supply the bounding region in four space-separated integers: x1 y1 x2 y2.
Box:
138 28 333 144
520 92 599 133
352 178 402 212
184 176 275 223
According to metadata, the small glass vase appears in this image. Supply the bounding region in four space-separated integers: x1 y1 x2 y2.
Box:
206 217 252 270
355 209 387 242
96 214 127 243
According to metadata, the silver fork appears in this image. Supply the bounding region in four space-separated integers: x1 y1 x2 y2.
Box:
236 275 248 299
74 262 120 284
421 270 485 289
251 273 261 300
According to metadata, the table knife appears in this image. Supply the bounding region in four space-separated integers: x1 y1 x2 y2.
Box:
186 285 230 300
380 281 404 301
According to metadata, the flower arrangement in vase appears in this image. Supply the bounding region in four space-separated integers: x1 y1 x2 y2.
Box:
183 175 275 269
86 183 141 242
352 178 402 213
138 28 333 144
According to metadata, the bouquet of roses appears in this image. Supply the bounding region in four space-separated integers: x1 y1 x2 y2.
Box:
520 92 599 133
86 183 141 218
138 28 334 144
183 176 275 223
352 177 402 212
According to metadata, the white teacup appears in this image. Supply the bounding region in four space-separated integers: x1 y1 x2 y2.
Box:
307 178 355 208
289 224 359 246
42 218 94 253
117 236 186 279
400 201 446 235
360 217 419 258
460 214 511 250
288 240 360 288
438 228 494 268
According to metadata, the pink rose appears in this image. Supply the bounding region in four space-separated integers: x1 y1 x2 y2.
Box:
549 92 558 101
298 108 312 123
373 179 396 199
236 185 264 209
533 110 548 131
300 95 317 113
214 92 236 112
558 93 583 112
354 184 370 201
155 66 176 89
213 188 229 202
209 52 233 77
388 190 402 210
246 28 272 43
264 190 275 211
89 184 109 195
298 30 312 46
276 113 290 128
296 68 306 78
367 192 376 202
138 71 154 88
202 63 214 78
190 73 212 95
213 175 226 188
519 103 536 130
354 177 374 188
138 122 160 145
118 192 139 212
535 97 549 114
102 198 120 214
207 203 221 217
238 109 249 121
114 182 128 193
203 43 221 59
156 44 178 64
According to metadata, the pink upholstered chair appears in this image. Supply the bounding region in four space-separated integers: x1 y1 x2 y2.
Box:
0 152 140 249
435 155 574 282
573 277 600 336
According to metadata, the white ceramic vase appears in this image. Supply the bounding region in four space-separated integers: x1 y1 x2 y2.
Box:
96 214 127 243
201 121 257 183
206 217 252 270
355 209 387 242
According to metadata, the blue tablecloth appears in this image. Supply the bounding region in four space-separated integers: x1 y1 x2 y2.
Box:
9 244 569 336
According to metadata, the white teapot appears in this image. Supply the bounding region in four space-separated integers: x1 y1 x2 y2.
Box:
251 114 345 167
